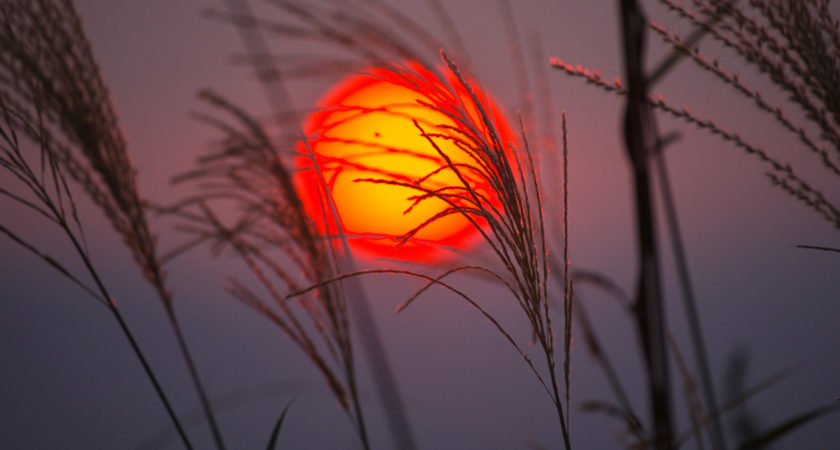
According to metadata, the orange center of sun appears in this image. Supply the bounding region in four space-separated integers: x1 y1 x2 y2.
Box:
295 65 514 261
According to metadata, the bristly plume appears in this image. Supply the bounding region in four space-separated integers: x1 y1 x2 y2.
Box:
0 2 225 448
374 53 572 449
0 0 167 295
165 89 372 449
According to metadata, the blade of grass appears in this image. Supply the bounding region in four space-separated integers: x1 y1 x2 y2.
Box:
738 403 840 450
674 360 795 446
668 334 710 450
795 244 840 253
266 398 296 450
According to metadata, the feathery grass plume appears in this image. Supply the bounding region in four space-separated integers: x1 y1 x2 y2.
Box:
164 89 372 449
0 1 211 448
204 0 574 446
550 58 840 230
207 1 451 447
0 0 154 279
348 53 572 448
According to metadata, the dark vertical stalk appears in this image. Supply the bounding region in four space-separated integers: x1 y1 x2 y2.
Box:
561 112 573 436
617 0 674 448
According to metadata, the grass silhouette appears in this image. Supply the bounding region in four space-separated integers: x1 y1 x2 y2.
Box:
1 0 839 449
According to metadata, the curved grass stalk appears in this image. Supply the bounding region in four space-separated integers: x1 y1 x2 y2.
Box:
0 96 194 449
282 266 555 400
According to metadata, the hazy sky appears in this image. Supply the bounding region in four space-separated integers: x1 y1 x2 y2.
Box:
2 1 839 449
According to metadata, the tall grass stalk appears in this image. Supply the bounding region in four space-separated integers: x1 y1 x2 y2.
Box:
0 101 193 449
618 1 673 447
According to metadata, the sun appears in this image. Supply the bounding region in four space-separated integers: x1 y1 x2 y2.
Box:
295 63 515 261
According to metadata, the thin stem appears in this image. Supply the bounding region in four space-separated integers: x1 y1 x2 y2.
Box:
59 222 194 450
545 351 573 449
345 365 371 450
561 112 573 434
655 146 725 449
107 308 193 450
163 307 226 450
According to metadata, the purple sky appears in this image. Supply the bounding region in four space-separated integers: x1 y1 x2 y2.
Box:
2 1 839 448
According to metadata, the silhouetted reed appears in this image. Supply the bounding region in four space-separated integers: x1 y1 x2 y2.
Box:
5 0 837 448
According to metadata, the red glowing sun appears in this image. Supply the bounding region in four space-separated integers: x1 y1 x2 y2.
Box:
296 63 515 261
